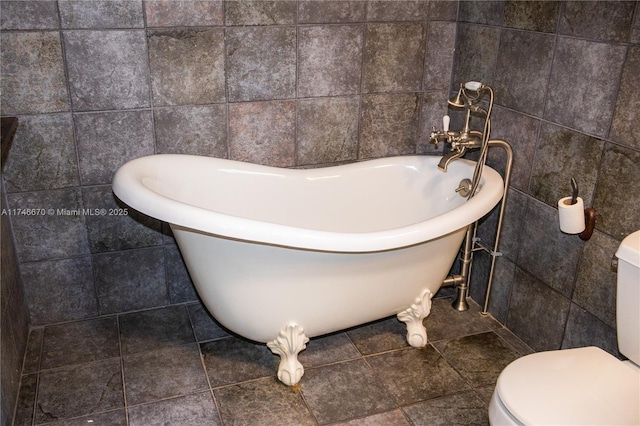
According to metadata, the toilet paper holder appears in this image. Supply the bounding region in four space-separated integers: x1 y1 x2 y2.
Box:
579 207 596 241
559 178 596 241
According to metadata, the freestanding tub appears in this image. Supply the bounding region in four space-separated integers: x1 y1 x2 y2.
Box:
112 154 504 385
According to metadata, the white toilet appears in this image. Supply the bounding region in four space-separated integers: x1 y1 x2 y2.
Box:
489 230 640 425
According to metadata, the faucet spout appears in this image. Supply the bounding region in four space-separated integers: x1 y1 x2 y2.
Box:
438 147 466 172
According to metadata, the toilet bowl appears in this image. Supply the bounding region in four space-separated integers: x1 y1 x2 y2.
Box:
489 230 640 425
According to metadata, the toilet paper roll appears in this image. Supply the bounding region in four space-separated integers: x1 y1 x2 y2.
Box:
558 196 585 234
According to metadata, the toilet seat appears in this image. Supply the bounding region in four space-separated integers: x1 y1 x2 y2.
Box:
493 346 640 425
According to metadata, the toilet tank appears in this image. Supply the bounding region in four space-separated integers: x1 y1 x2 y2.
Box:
616 230 640 365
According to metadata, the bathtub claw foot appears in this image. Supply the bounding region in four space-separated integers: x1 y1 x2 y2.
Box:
267 323 310 386
397 289 433 348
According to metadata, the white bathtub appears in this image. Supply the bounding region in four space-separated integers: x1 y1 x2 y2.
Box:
113 154 503 385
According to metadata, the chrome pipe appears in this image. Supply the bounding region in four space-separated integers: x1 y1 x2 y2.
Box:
481 139 513 315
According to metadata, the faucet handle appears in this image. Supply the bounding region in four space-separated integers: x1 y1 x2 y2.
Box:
443 115 450 132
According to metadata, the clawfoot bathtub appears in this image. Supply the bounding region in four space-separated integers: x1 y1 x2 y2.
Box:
113 155 503 385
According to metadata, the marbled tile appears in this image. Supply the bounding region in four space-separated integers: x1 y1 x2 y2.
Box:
228 100 296 167
561 303 619 357
495 189 528 262
21 257 97 325
298 1 365 23
47 410 127 425
63 30 150 111
187 303 230 342
504 0 559 32
468 253 517 325
488 107 540 193
458 1 504 25
632 5 640 44
13 374 37 426
22 328 44 374
298 333 360 368
333 410 411 426
592 143 640 240
144 0 223 27
362 23 426 93
0 32 68 114
423 22 456 92
36 358 123 423
119 305 195 355
200 337 278 386
93 247 167 315
434 332 518 387
611 46 640 150
123 344 208 405
165 244 198 304
148 29 225 106
300 359 397 424
559 1 636 43
417 91 448 154
367 346 470 406
403 391 489 426
517 198 583 297
129 392 220 426
3 114 78 192
346 317 408 355
359 93 420 159
154 105 227 157
74 110 154 186
493 328 535 357
545 37 626 138
82 186 163 253
506 267 571 352
224 0 296 25
493 30 554 117
226 26 296 102
0 1 59 30
296 96 359 165
298 25 363 98
215 377 315 426
453 23 501 88
41 317 119 370
58 0 143 28
7 188 90 262
428 1 458 21
366 1 428 21
530 122 604 207
573 230 619 328
424 297 500 343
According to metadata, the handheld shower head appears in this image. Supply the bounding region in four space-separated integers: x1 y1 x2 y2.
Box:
448 84 465 108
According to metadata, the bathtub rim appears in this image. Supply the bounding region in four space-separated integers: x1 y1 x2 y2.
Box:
112 154 504 253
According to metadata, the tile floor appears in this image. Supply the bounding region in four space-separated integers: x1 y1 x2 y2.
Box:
12 294 533 425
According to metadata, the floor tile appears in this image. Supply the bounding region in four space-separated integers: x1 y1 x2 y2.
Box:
187 303 230 342
215 377 315 426
41 317 119 369
424 298 500 342
299 332 360 368
46 409 127 425
119 305 195 354
123 344 208 405
434 332 519 388
366 346 470 406
402 391 489 425
128 392 220 426
35 358 123 423
300 359 396 424
13 374 37 426
201 337 278 387
332 409 411 425
346 317 408 355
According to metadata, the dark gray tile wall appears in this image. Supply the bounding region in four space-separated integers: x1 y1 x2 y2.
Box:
460 0 640 354
0 0 458 330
